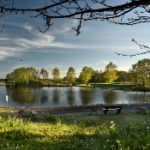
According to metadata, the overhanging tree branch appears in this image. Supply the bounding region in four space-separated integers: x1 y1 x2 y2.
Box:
1 0 150 56
1 0 150 34
115 39 150 57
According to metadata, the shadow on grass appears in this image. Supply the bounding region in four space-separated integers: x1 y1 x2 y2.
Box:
0 111 150 149
0 127 150 150
0 129 126 150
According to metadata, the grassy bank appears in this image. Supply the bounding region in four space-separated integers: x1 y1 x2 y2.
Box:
92 83 135 90
0 109 150 150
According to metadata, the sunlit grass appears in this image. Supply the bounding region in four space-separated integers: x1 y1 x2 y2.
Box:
92 82 135 90
0 109 150 149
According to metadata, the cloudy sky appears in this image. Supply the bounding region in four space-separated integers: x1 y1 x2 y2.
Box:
0 0 150 78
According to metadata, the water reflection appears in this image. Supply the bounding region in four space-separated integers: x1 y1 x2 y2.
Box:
128 92 150 103
52 88 60 104
40 90 48 104
80 88 92 105
103 90 117 104
3 86 150 108
6 86 36 104
66 88 75 106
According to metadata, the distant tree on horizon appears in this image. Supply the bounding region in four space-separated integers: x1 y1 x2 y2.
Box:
6 67 40 85
91 70 104 83
103 62 119 83
116 71 129 83
52 67 60 82
40 68 49 79
132 59 150 90
79 66 93 84
66 67 76 84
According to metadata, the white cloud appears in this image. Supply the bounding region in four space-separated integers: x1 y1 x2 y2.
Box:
16 34 55 48
0 47 23 60
16 32 77 49
60 26 71 33
0 27 78 60
0 37 9 41
22 24 33 31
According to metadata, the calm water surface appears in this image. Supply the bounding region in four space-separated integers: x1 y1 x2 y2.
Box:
0 86 150 108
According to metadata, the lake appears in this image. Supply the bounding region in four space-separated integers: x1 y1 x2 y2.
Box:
0 86 150 108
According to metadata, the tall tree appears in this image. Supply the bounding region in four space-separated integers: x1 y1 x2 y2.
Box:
132 59 150 90
117 71 129 83
52 67 60 82
79 66 93 84
103 62 118 83
6 67 40 85
66 67 76 84
91 70 104 83
40 68 49 79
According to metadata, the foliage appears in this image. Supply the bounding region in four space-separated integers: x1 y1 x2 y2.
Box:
79 67 93 84
6 67 40 86
52 67 61 82
92 83 135 90
132 59 150 90
40 68 48 79
66 67 76 84
103 62 119 83
91 70 104 83
5 61 150 88
116 71 129 83
0 111 150 150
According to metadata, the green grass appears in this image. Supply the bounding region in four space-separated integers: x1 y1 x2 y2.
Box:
92 83 135 90
0 109 150 150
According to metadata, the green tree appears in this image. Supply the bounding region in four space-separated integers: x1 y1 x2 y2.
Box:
52 67 60 82
79 67 93 84
132 59 150 90
66 67 76 84
117 71 129 83
128 69 136 83
6 67 40 85
103 62 118 83
91 70 104 83
40 68 49 79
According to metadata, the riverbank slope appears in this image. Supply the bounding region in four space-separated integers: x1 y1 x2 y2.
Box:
0 108 150 150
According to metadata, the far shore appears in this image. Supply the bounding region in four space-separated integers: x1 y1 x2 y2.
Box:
2 82 149 92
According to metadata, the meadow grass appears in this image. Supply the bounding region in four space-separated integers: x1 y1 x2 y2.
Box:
0 108 150 150
92 83 135 90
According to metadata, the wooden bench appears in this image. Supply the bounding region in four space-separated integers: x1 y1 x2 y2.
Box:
102 105 122 114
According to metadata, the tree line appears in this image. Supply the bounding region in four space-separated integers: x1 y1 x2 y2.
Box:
5 59 150 90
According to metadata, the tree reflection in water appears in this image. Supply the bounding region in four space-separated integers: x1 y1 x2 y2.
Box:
128 92 150 103
40 89 48 104
52 88 60 104
103 90 117 104
80 88 92 106
6 86 36 104
66 87 75 106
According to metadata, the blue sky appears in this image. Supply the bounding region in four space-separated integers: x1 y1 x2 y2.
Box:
0 1 150 78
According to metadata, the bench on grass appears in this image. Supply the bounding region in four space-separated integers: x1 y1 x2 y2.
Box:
102 105 122 114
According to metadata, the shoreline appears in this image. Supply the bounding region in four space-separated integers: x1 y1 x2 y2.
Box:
2 102 150 115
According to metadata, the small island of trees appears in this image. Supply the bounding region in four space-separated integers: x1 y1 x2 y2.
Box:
5 58 150 91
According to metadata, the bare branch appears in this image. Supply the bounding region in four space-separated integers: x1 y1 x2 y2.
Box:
0 0 150 34
115 39 150 57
